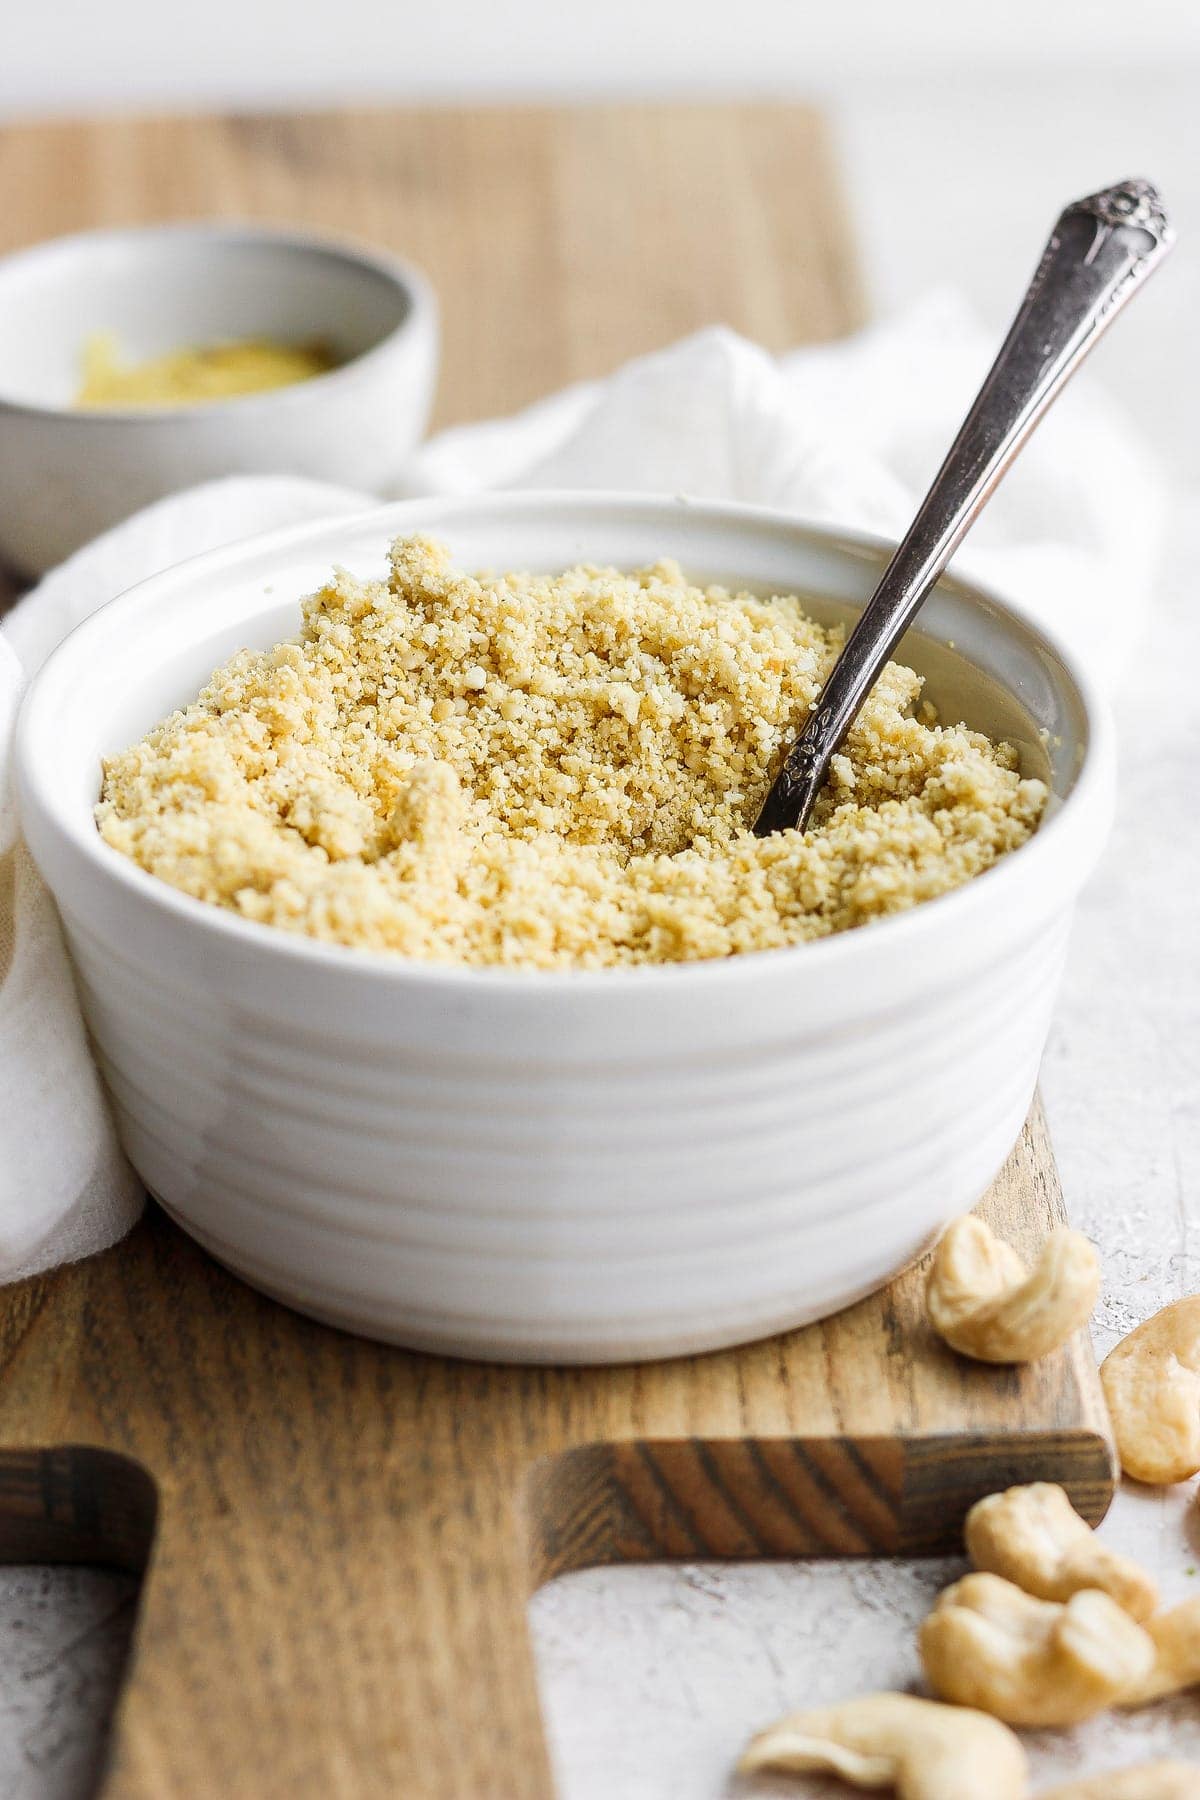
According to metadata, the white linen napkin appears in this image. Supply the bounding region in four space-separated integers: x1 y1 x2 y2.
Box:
0 293 1166 1280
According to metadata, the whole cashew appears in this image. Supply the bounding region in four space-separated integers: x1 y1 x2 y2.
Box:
1039 1765 1200 1799
926 1216 1100 1363
1100 1296 1200 1483
738 1691 1027 1800
965 1482 1158 1620
917 1572 1154 1725
1118 1594 1200 1706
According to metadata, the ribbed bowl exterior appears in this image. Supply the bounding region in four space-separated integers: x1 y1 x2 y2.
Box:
55 889 1073 1360
15 495 1115 1362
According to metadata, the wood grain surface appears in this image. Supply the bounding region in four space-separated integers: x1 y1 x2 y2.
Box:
0 107 1113 1798
0 104 862 431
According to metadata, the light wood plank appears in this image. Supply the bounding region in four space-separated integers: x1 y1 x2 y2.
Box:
0 105 864 429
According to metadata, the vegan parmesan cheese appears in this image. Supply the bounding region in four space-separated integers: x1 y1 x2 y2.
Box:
77 332 336 408
96 536 1048 969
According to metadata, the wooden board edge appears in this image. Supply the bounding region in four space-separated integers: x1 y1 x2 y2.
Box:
524 1425 1118 1584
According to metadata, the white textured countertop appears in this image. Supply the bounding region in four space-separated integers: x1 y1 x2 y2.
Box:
4 72 1200 1799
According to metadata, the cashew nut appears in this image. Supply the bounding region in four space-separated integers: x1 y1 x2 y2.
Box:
738 1691 1027 1800
1039 1765 1200 1799
964 1482 1158 1620
1118 1594 1200 1706
917 1572 1154 1725
925 1216 1100 1363
1100 1296 1200 1483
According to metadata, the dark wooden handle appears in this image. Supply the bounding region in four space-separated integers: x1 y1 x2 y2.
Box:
108 1450 550 1796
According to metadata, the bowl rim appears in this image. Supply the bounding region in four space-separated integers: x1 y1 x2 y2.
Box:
14 491 1116 995
0 220 438 425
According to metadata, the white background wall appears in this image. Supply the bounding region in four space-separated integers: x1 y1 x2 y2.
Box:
4 0 1200 118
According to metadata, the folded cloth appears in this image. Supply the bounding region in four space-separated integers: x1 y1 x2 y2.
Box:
0 294 1166 1280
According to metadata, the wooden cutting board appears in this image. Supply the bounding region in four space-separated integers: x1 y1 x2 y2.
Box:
0 1110 1113 1798
0 106 1114 1798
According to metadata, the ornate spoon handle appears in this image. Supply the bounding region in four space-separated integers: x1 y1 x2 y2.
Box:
753 178 1174 837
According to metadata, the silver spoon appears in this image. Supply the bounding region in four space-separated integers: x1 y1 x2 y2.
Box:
753 177 1173 838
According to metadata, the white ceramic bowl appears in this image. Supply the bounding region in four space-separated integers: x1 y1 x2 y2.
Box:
0 223 438 574
15 494 1115 1363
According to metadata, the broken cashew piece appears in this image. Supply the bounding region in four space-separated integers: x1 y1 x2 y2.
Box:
1118 1594 1200 1707
965 1482 1158 1620
918 1572 1154 1726
926 1216 1100 1363
738 1691 1026 1800
1100 1296 1200 1483
1039 1764 1200 1800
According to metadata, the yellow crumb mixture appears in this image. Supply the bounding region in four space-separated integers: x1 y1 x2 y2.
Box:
96 536 1047 969
77 333 336 408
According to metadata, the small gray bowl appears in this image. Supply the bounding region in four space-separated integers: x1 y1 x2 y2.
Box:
0 222 439 574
